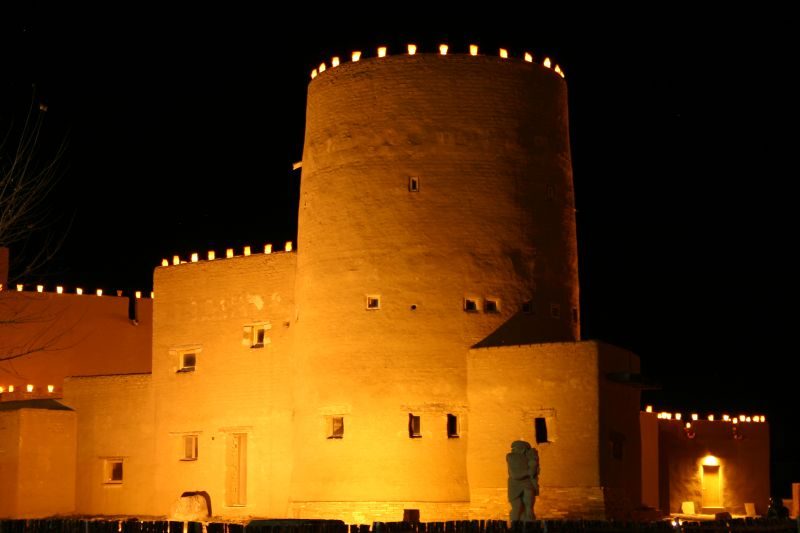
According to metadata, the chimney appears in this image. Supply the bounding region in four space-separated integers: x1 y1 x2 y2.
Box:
0 247 9 287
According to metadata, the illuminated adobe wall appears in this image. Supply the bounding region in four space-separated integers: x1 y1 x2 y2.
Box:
150 250 296 518
598 344 643 517
468 341 640 520
291 50 578 520
0 289 152 397
63 374 155 515
0 403 76 518
640 411 769 515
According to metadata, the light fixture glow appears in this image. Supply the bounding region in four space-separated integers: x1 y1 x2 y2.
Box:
96 289 103 296
191 253 199 262
691 413 699 421
524 52 533 63
645 405 653 413
56 286 63 294
332 56 340 67
499 48 508 59
285 241 293 252
135 291 141 299
352 51 361 62
378 46 387 58
172 256 180 265
161 259 168 267
319 62 326 73
16 284 23 291
311 69 318 79
544 57 552 68
470 44 479 56
208 251 215 260
26 384 34 393
37 285 44 293
47 385 54 393
226 248 234 258
439 44 448 55
264 244 273 254
76 288 83 295
407 44 417 55
244 246 251 257
555 65 565 78
708 414 715 421
702 455 719 466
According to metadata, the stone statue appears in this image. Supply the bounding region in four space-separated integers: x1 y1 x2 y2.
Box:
507 440 540 521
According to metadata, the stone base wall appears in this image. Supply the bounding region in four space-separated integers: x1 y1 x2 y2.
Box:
289 501 471 525
469 487 606 520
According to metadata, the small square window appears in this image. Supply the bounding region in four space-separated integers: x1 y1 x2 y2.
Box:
182 435 198 461
522 301 534 314
447 414 459 438
366 296 381 310
464 298 479 312
409 176 420 192
327 416 344 439
534 417 549 444
179 352 196 372
243 324 270 348
550 303 561 319
484 299 499 313
409 414 421 438
104 459 123 484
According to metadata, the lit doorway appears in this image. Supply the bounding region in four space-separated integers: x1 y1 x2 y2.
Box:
702 464 721 508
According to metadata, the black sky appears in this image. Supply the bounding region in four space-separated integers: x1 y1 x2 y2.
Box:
2 7 797 493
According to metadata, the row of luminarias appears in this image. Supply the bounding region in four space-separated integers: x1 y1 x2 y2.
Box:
160 241 293 267
0 283 151 298
0 384 56 394
310 44 565 80
645 406 766 423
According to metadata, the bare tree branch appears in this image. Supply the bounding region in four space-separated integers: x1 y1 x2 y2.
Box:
1 92 71 362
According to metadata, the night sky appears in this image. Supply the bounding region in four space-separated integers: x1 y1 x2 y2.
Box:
2 8 796 494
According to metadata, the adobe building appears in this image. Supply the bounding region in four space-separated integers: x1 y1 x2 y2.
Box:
640 411 770 517
0 47 770 522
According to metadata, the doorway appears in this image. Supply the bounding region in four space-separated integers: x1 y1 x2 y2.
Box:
226 433 247 506
702 464 721 508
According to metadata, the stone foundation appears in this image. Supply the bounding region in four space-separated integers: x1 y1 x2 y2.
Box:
469 487 607 520
289 501 471 524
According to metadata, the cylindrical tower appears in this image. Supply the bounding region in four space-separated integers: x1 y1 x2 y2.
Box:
290 52 578 520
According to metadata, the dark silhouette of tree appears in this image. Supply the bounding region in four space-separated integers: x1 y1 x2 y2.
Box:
1 96 70 363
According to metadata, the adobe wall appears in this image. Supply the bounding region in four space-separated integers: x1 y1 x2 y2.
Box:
62 373 155 516
151 251 296 518
654 414 769 515
0 406 76 518
640 412 660 510
0 409 21 517
467 341 611 519
16 408 77 517
0 290 152 395
292 52 578 514
597 344 642 517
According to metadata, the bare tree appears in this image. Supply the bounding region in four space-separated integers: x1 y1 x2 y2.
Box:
1 96 71 364
1 97 67 280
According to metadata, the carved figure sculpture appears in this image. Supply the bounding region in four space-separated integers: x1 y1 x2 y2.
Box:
507 440 540 521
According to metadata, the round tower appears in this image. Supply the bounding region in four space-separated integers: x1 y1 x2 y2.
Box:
290 51 578 520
